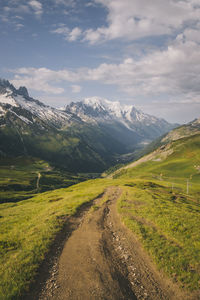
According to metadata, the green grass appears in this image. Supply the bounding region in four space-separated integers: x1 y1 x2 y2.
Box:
0 157 87 203
0 133 200 298
117 180 200 290
0 178 115 299
1 173 200 297
114 133 200 291
115 134 200 181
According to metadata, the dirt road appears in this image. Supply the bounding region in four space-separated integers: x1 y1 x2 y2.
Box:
30 187 191 300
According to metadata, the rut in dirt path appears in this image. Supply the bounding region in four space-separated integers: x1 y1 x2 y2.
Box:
36 186 188 300
40 187 137 300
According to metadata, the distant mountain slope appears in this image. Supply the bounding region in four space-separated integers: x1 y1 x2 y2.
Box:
65 97 175 150
0 79 125 172
114 117 200 180
0 79 175 172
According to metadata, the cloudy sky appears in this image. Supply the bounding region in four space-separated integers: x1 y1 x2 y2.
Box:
1 0 200 123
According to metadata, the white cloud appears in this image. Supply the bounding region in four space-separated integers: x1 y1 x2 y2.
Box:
178 23 200 44
28 0 43 16
68 27 82 41
48 0 200 45
9 36 200 103
54 0 76 7
51 25 82 41
14 15 24 20
51 26 69 37
11 68 65 94
81 0 200 44
15 23 24 31
71 85 82 93
0 1 43 22
85 2 97 8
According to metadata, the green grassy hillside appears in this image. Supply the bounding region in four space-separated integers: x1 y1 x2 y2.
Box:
115 133 200 186
0 179 113 299
0 119 126 173
114 132 200 291
0 125 200 299
0 157 87 204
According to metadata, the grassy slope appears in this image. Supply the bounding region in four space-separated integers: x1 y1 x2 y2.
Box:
117 180 200 290
0 178 116 299
115 133 200 290
0 157 86 204
115 134 200 183
0 133 200 298
0 117 126 173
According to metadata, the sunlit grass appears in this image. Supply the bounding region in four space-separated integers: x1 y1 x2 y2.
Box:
1 133 200 298
114 134 200 290
0 157 85 203
0 179 115 299
117 181 200 290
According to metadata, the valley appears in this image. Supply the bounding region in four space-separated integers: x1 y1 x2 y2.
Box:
0 79 175 173
1 172 199 299
0 79 200 299
0 157 90 204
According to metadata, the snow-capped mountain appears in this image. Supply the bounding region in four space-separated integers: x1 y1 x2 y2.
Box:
66 97 164 124
0 79 126 171
0 79 80 129
0 79 176 172
65 97 174 141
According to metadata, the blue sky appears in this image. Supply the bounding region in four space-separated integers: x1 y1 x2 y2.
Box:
1 0 200 123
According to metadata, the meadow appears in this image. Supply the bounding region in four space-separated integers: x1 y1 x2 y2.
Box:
117 179 200 290
0 133 200 298
0 157 88 204
0 178 115 299
115 133 200 290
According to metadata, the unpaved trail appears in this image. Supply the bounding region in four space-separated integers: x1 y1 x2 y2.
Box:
32 187 193 300
36 172 41 190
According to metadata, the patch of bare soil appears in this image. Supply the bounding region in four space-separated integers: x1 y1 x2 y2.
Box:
26 187 198 300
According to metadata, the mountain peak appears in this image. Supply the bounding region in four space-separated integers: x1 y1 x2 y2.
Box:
82 97 139 117
83 97 104 108
17 86 29 98
0 79 29 97
83 97 124 110
65 97 175 142
0 78 15 94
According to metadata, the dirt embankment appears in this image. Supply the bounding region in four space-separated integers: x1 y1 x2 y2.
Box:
27 187 195 300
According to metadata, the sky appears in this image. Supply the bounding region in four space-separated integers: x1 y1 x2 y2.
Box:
1 0 200 123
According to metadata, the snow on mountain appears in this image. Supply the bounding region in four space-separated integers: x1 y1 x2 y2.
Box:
64 97 176 145
65 97 169 130
0 79 175 149
0 90 18 107
0 79 78 128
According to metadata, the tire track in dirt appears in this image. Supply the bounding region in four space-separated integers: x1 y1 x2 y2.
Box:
43 187 137 300
28 186 192 300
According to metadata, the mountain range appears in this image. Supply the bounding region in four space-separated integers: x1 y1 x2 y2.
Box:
65 97 174 148
1 82 199 300
0 78 175 172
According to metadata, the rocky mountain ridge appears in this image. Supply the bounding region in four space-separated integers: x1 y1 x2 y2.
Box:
65 97 173 140
0 79 81 129
0 79 176 172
